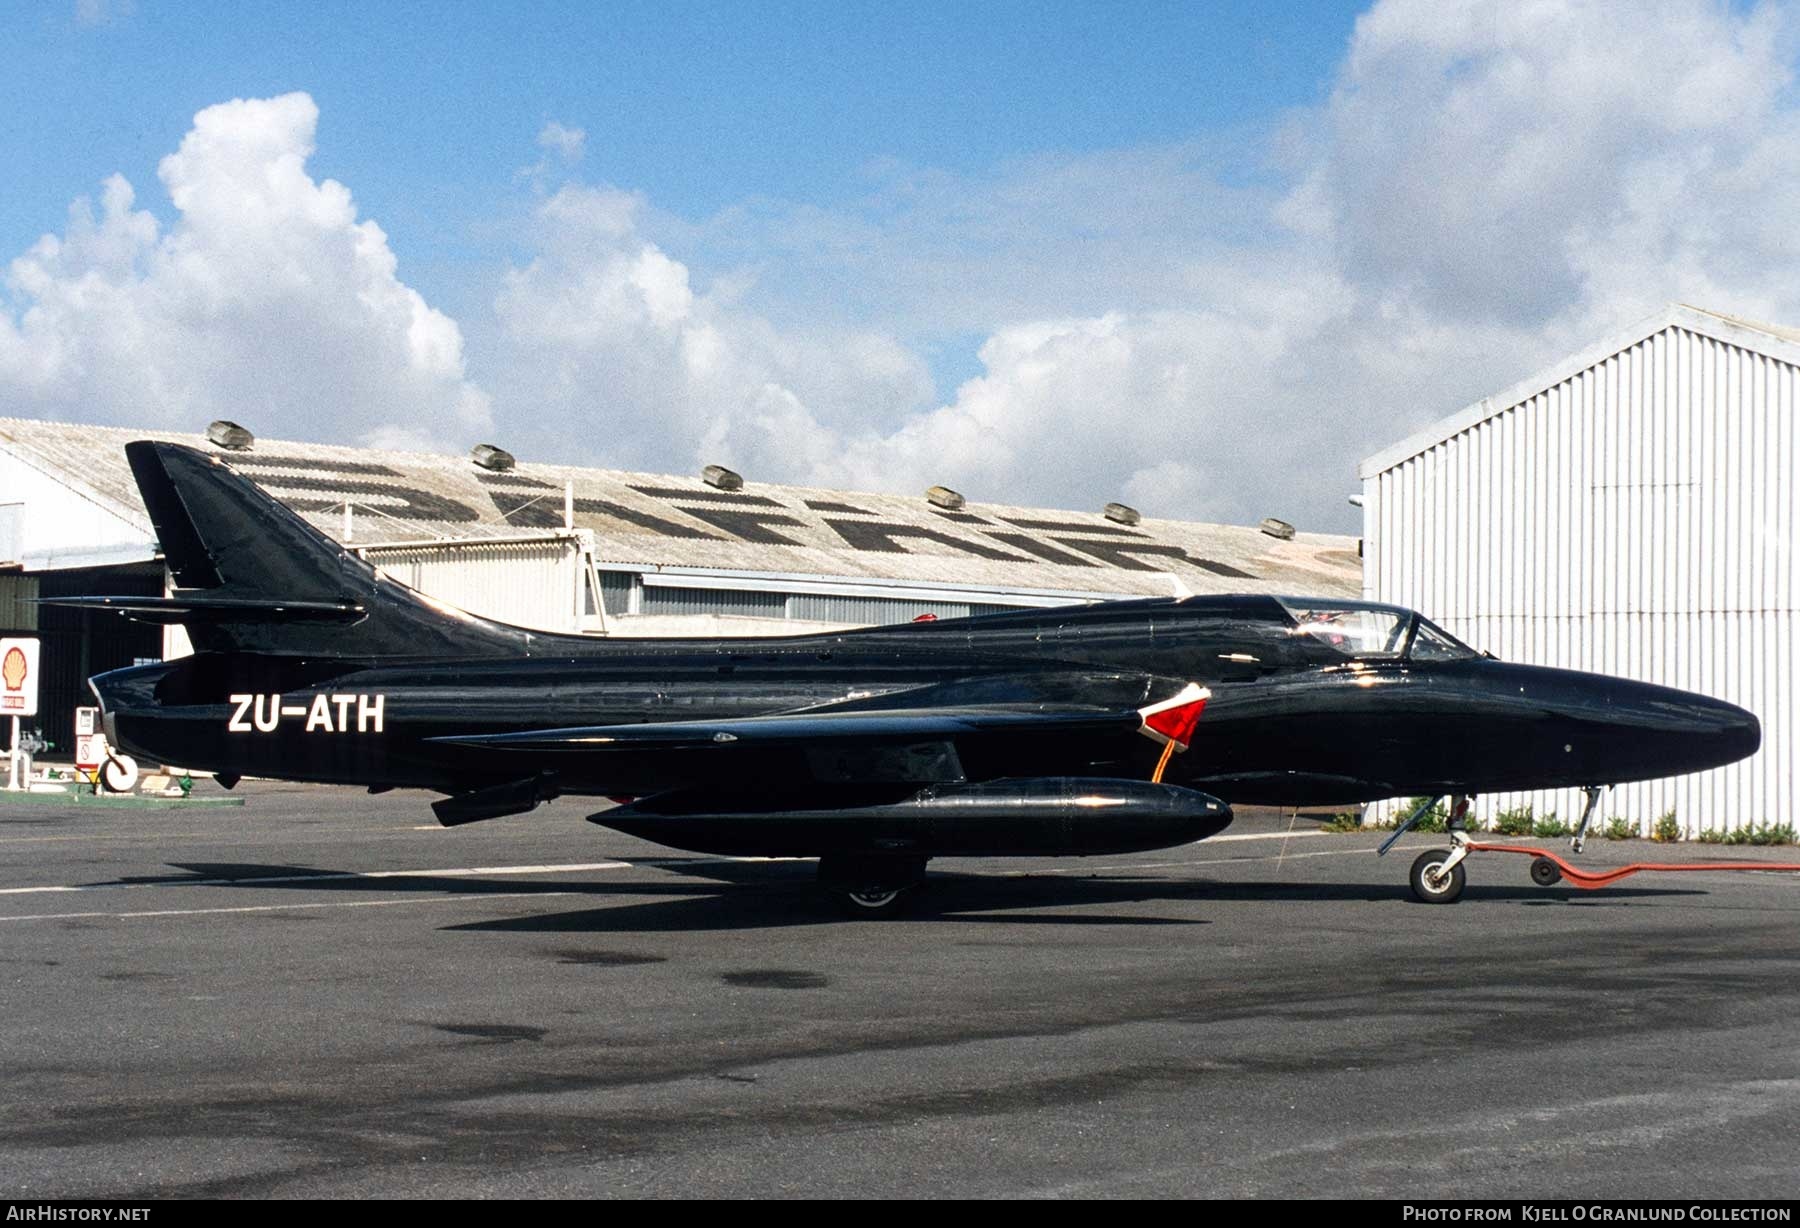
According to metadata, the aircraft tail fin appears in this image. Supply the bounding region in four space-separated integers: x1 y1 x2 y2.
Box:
88 441 529 658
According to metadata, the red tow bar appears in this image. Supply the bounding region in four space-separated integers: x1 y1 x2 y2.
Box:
1468 842 1800 890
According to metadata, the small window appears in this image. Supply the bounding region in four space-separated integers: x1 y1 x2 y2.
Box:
1409 619 1479 662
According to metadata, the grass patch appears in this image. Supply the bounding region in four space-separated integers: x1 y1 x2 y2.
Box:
1492 805 1537 837
1377 797 1449 832
1532 813 1568 838
1719 821 1798 846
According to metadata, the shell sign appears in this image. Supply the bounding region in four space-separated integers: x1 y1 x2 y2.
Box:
1 638 40 717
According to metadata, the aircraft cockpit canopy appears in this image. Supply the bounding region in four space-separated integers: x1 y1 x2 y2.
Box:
1275 598 1481 662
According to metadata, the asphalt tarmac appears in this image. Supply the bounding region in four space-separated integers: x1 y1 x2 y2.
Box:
2 781 1798 1199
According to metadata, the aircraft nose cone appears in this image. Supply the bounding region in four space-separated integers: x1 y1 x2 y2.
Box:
1712 699 1761 762
1616 684 1761 776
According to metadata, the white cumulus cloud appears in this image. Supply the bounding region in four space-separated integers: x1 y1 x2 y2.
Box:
737 0 1800 529
479 0 1800 531
0 92 488 448
482 184 933 477
12 2 1800 536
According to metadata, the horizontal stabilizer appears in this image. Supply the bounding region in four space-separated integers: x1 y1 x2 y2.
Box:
35 595 368 626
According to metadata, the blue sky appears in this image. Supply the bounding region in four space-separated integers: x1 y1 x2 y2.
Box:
5 2 1360 276
4 1 1798 533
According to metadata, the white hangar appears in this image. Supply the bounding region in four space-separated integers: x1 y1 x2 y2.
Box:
2 417 1361 746
1360 304 1797 837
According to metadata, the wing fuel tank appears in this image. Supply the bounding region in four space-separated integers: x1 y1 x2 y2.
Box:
589 776 1232 858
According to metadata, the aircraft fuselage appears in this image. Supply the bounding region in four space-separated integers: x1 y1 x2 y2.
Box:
93 595 1760 807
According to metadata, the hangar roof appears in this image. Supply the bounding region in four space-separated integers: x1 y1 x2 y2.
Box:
0 418 1361 599
1358 302 1800 479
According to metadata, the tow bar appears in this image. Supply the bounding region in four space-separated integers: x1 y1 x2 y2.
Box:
1378 793 1800 903
1404 828 1800 904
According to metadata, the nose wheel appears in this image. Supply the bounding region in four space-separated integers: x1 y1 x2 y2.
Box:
1409 848 1468 903
1382 794 1474 903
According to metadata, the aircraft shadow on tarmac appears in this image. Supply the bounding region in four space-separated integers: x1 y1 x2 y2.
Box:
113 859 1701 933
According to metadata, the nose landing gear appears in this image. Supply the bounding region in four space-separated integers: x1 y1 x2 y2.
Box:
1380 794 1477 904
1409 847 1468 903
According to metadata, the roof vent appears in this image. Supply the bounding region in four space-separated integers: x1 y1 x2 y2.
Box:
470 444 515 472
925 485 965 511
206 420 254 451
1259 517 1296 541
1103 502 1141 526
702 464 744 492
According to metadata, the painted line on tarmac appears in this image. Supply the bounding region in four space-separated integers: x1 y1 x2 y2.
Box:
0 840 1358 899
0 861 634 898
1007 845 1409 876
0 890 576 924
0 826 440 846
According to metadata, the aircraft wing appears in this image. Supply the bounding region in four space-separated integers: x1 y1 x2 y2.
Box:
431 703 1135 752
425 675 1208 822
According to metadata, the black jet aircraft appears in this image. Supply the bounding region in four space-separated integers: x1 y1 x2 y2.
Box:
64 442 1760 913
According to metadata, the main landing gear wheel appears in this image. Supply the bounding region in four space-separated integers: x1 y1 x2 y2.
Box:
1409 849 1467 904
1530 856 1563 887
838 887 910 918
818 853 927 920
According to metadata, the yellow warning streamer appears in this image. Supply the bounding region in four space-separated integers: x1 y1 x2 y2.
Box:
1151 739 1176 784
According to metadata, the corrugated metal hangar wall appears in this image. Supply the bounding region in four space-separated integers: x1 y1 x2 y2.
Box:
1361 305 1797 836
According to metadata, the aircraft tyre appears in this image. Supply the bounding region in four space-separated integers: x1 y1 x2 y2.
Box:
834 885 914 919
1409 849 1466 904
1530 856 1563 887
819 853 926 920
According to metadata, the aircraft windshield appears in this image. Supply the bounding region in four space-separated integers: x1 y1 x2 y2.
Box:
1276 600 1480 661
1282 602 1412 657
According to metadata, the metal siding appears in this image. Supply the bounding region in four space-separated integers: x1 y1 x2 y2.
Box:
359 539 584 634
785 594 1020 624
0 574 40 632
0 449 153 570
595 570 638 618
1364 323 1797 835
0 502 19 564
641 587 787 618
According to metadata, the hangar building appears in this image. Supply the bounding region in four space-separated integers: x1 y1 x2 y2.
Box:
2 418 1361 747
1360 304 1796 837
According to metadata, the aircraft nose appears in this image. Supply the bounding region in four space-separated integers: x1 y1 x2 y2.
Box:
1696 695 1760 764
1603 680 1761 777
